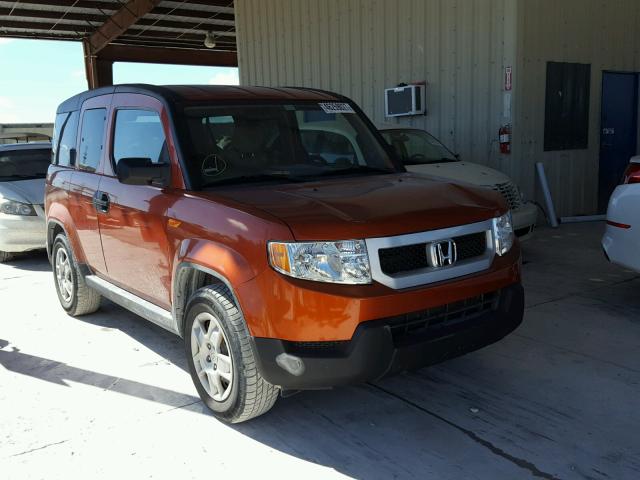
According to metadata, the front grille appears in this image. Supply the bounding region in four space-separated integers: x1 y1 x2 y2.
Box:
379 231 487 275
385 290 500 344
492 182 522 210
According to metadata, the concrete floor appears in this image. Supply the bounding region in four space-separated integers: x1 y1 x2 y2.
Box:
1 222 639 480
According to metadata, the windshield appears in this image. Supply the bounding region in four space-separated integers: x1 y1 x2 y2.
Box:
0 148 51 181
180 102 398 188
381 129 457 165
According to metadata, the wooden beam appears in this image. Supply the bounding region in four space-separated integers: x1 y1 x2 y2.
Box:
83 38 99 89
99 44 237 67
87 0 161 54
83 39 114 89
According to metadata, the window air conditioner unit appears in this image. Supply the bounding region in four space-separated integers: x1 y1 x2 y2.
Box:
384 84 426 117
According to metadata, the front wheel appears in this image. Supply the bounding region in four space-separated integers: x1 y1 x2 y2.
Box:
184 285 278 423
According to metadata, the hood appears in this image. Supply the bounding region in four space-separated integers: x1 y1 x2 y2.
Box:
406 161 512 187
0 178 45 205
208 173 506 240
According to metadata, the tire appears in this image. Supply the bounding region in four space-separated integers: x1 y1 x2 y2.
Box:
184 285 279 423
52 233 101 316
0 251 13 263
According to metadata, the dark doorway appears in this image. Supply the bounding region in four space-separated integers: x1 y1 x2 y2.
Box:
599 71 639 212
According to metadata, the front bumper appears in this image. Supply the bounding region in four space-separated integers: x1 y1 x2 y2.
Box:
512 202 538 239
0 211 46 253
252 282 524 389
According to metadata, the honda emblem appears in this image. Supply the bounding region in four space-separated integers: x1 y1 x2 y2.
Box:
428 239 457 267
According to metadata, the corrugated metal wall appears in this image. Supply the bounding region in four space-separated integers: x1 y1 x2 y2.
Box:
515 0 640 216
236 0 640 216
236 0 517 174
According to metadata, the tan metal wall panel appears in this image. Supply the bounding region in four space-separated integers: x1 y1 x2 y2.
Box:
236 0 514 169
517 0 640 216
235 0 640 216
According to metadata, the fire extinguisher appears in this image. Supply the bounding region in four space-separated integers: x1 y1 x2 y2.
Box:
499 124 511 154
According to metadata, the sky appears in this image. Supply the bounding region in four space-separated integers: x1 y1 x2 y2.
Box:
0 38 239 124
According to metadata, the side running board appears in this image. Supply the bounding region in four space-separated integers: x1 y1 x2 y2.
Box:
85 275 179 335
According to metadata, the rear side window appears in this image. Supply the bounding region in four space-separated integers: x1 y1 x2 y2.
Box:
78 108 107 172
113 109 167 165
51 113 67 164
56 111 79 167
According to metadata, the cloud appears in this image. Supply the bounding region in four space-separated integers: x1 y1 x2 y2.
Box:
0 38 14 46
208 70 239 86
0 97 18 122
71 69 85 79
0 96 14 108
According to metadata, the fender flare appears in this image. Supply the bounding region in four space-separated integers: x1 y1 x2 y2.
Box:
46 219 70 260
46 203 86 265
172 261 247 337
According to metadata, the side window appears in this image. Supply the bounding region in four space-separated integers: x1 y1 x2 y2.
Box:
113 109 167 165
57 111 79 167
78 108 107 172
51 113 67 164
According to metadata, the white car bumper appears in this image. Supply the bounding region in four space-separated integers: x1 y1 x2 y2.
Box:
0 211 46 253
512 202 538 240
601 225 639 272
602 184 640 272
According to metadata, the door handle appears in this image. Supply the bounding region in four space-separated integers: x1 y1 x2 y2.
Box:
93 191 110 213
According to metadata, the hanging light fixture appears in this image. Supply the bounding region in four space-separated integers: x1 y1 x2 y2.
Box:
204 31 217 49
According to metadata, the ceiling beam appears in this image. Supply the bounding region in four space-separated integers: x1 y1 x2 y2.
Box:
6 0 122 9
86 0 161 54
0 8 234 26
98 44 237 67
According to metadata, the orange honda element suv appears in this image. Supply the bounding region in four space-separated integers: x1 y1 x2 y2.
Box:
46 85 524 423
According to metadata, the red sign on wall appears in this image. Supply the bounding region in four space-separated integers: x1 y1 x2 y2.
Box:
505 66 512 91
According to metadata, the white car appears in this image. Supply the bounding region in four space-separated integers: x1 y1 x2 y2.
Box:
379 127 538 239
602 156 640 272
0 142 50 262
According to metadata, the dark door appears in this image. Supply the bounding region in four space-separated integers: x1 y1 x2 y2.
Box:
599 72 639 211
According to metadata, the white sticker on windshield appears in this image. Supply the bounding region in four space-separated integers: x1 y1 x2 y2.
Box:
319 102 355 114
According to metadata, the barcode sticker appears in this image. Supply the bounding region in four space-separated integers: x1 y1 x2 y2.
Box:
319 102 355 114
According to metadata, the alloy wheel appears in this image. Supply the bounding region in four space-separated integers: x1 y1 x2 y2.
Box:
190 312 234 402
55 247 73 303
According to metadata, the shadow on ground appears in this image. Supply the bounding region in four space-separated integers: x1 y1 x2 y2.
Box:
1 250 50 272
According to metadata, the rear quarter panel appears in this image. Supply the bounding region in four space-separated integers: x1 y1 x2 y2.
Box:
45 166 85 262
603 184 640 271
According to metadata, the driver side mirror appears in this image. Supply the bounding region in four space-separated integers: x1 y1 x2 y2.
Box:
116 157 170 187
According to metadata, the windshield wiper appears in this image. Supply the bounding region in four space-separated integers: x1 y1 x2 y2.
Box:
203 172 303 187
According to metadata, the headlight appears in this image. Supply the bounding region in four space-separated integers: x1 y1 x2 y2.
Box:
268 240 371 284
492 212 514 256
0 199 36 216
